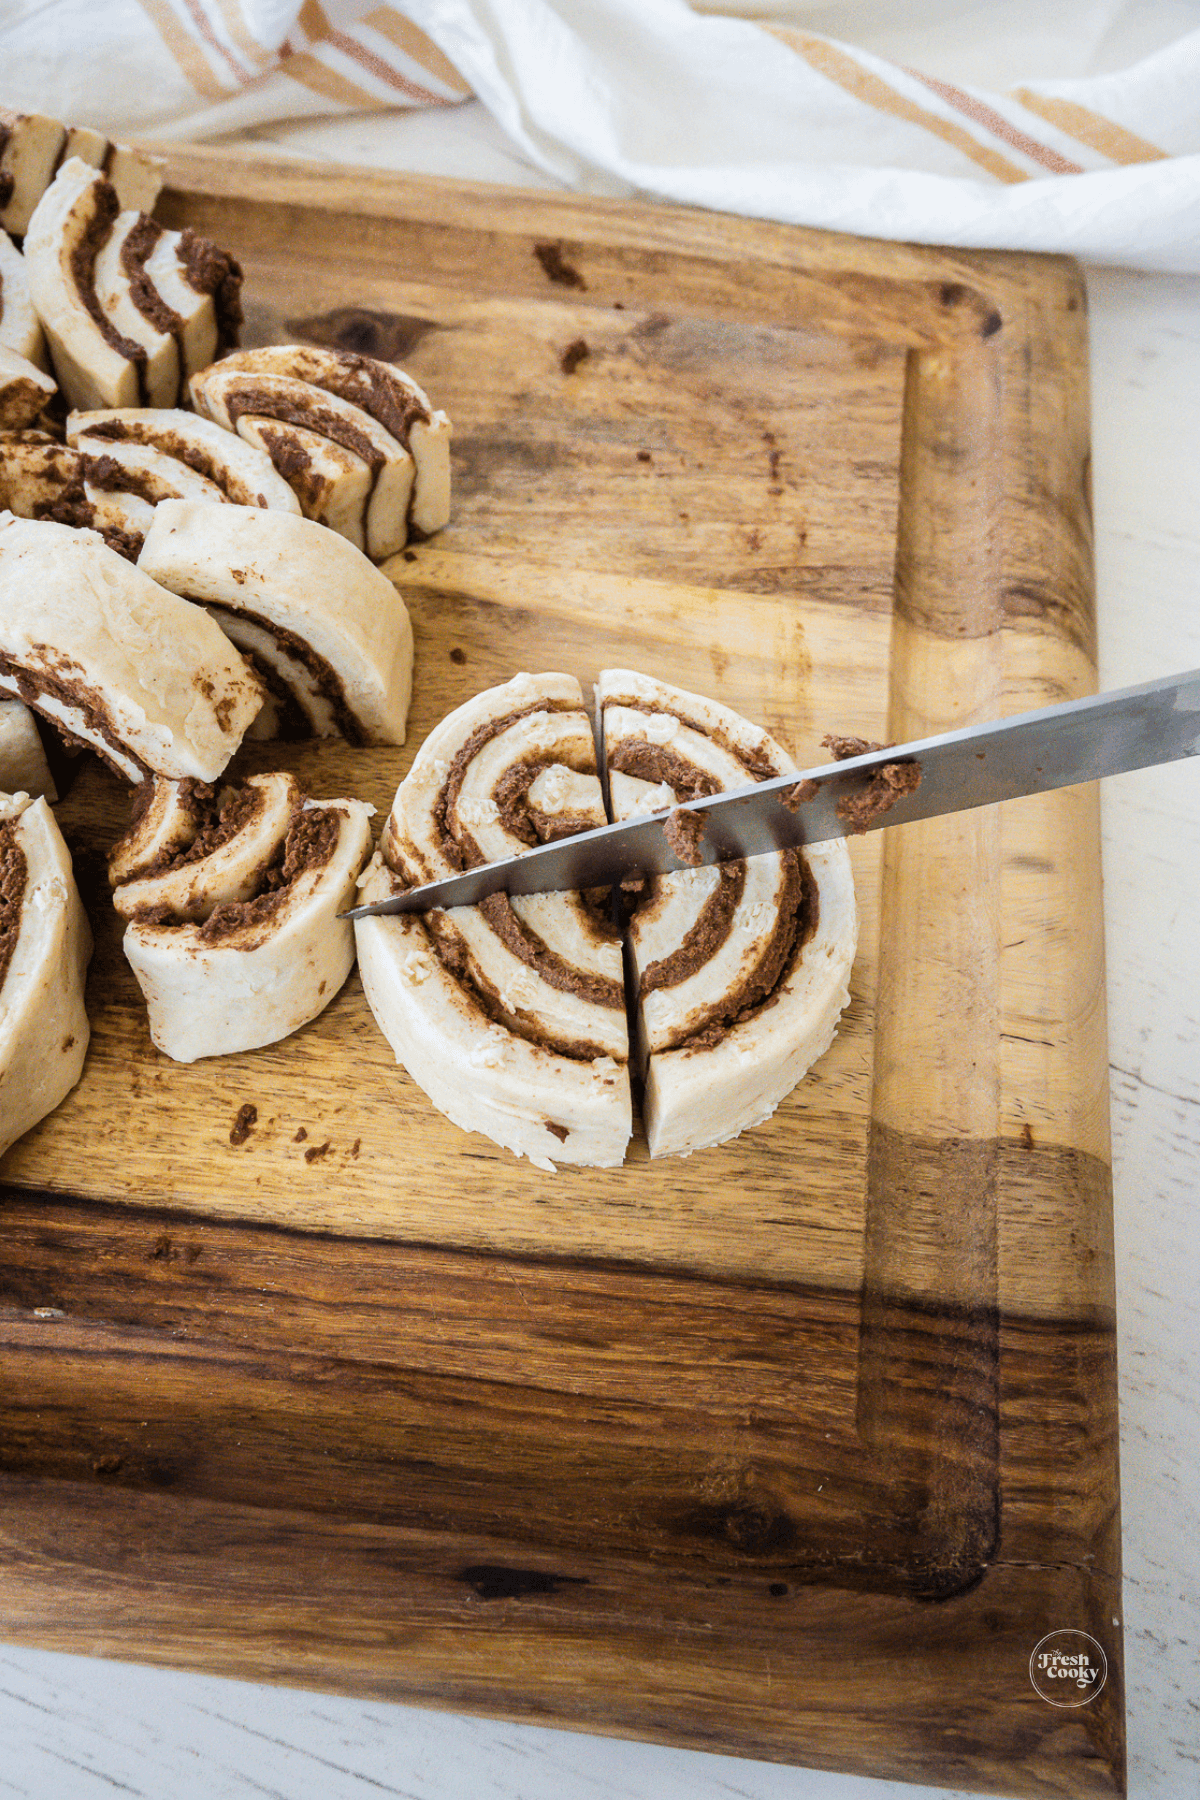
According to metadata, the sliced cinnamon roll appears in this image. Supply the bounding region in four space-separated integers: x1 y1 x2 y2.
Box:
190 344 451 558
138 500 413 745
0 347 56 429
0 431 157 561
598 669 857 1159
0 512 264 783
355 671 631 1171
0 790 90 1159
0 109 162 237
67 409 302 512
23 159 240 412
0 230 46 366
111 774 373 1062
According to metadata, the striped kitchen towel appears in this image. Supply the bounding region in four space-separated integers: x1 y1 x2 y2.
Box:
1 0 1197 268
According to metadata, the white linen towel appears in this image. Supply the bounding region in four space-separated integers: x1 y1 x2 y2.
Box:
1 1 1197 268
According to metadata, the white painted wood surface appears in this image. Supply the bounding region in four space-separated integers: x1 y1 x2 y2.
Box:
1 119 1197 1799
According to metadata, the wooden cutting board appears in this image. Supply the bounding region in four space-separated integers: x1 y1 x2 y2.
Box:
0 146 1122 1799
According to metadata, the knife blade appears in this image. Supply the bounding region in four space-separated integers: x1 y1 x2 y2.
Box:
344 667 1200 918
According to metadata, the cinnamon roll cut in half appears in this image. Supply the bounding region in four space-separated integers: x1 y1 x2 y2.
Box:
0 513 264 783
23 159 240 412
139 501 413 744
355 672 631 1171
598 670 857 1160
190 343 451 560
0 109 161 237
0 790 90 1159
110 773 373 1062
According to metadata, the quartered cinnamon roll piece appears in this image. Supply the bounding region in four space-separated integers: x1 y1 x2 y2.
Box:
0 231 46 367
0 790 90 1159
138 500 413 744
23 159 240 412
598 669 857 1160
355 671 631 1171
110 773 374 1062
0 512 264 783
190 343 451 559
0 109 161 237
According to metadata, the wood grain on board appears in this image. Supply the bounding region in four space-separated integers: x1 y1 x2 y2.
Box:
0 146 1121 1799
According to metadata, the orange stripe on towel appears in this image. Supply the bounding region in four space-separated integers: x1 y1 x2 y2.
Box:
766 28 1031 185
1010 89 1168 165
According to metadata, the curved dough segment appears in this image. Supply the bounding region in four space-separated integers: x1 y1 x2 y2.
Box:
138 500 413 745
23 159 144 411
113 772 301 921
598 668 857 1160
0 512 264 782
191 343 450 554
68 409 301 511
357 671 630 1171
0 345 55 428
118 789 373 1062
24 159 238 413
0 231 45 367
0 702 54 801
0 791 90 1158
0 110 161 237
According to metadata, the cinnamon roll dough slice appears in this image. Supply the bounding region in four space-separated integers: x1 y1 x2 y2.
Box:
0 110 162 236
0 231 46 366
598 670 857 1160
225 344 452 539
112 772 301 922
23 159 145 410
0 791 90 1159
191 363 414 560
115 783 373 1062
356 671 631 1171
138 500 413 744
0 345 56 429
192 344 451 553
67 409 302 512
23 160 237 412
0 512 264 782
91 214 242 406
91 212 180 409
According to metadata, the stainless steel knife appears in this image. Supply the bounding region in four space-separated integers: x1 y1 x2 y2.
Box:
344 667 1200 919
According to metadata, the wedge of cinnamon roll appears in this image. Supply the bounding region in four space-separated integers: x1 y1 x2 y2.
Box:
0 512 264 783
0 789 90 1158
598 670 857 1159
23 159 240 412
190 344 451 559
110 773 373 1062
0 109 161 237
355 671 631 1171
0 230 46 367
138 500 413 744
